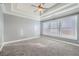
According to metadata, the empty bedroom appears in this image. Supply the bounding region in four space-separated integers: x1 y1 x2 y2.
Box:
0 3 79 56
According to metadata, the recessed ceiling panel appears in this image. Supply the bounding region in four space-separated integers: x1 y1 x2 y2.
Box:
2 3 79 21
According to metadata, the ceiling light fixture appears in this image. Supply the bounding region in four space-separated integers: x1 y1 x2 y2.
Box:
32 3 48 15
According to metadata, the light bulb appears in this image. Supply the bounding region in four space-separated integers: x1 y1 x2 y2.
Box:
37 8 43 12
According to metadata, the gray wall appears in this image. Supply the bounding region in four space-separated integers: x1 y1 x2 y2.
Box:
0 5 4 49
77 14 79 42
4 14 40 42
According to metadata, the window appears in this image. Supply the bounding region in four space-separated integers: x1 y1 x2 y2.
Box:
42 15 77 40
42 21 50 35
42 20 59 36
49 20 59 36
60 16 77 39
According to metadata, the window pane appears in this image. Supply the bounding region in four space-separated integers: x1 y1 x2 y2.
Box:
42 15 77 40
42 20 59 36
49 20 59 36
42 21 50 35
60 16 77 39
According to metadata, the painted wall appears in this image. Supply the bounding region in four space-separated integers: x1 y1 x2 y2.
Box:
77 14 79 42
4 14 40 42
0 5 4 50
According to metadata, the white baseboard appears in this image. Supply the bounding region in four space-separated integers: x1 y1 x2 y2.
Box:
0 44 4 52
55 39 79 47
4 36 40 45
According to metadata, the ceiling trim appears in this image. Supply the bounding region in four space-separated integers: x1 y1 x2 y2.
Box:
1 4 6 13
41 5 79 20
42 3 57 14
5 11 41 21
41 4 79 20
2 4 40 21
1 3 79 21
41 4 74 17
11 4 40 19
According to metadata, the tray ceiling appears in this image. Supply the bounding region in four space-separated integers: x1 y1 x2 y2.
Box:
2 3 79 21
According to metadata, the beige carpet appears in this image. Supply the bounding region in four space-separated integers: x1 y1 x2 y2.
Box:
0 36 79 56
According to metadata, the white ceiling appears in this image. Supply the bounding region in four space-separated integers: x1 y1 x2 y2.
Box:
1 3 79 21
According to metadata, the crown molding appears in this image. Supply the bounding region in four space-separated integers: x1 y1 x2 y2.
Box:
41 4 79 21
41 4 73 17
1 3 79 21
2 4 40 21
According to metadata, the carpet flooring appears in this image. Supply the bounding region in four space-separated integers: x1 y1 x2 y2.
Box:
0 36 79 56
